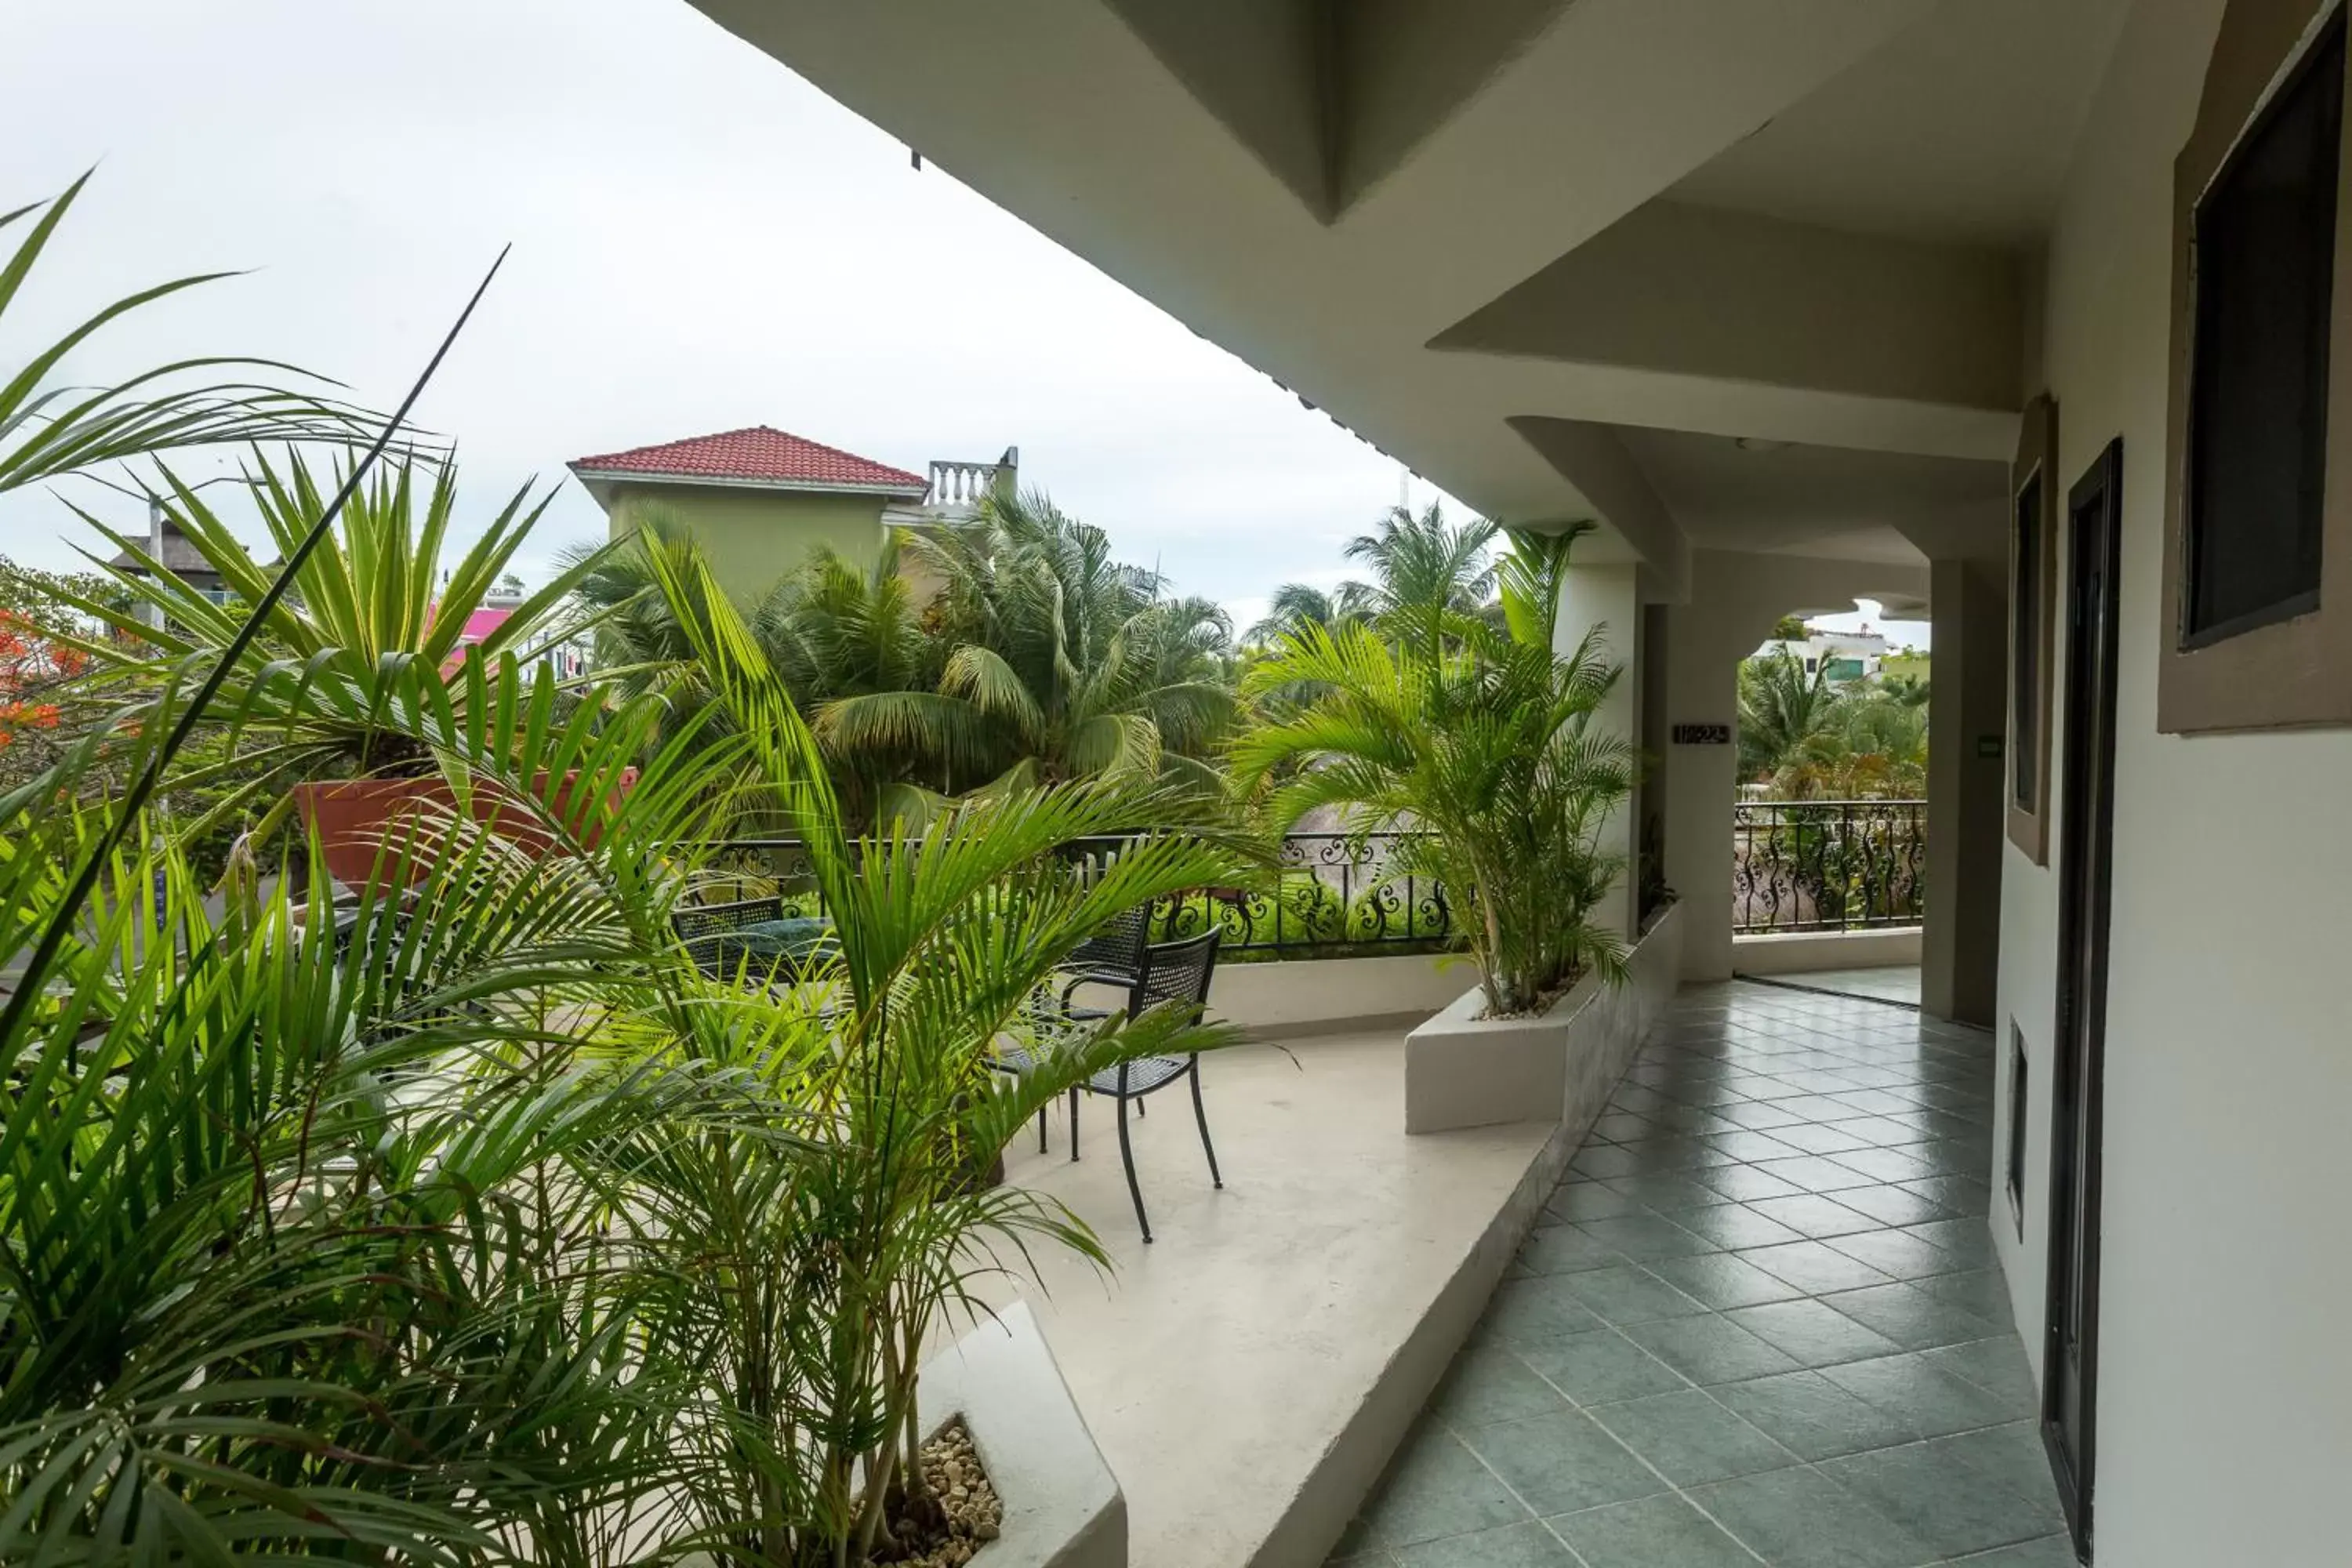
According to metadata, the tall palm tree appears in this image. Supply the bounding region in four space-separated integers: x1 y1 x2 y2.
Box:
1250 502 1499 662
1243 581 1374 648
1737 647 1838 784
1233 524 1630 1014
818 492 1238 800
1343 501 1500 626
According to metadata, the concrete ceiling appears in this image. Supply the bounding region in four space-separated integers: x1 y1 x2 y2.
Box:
688 0 2119 600
1606 426 2009 566
1667 0 2138 245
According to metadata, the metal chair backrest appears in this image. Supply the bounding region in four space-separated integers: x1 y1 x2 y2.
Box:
673 894 786 943
1069 904 1153 981
1127 928 1221 1022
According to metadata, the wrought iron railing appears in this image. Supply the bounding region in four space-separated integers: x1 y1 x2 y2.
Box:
694 830 1460 958
1733 799 1926 934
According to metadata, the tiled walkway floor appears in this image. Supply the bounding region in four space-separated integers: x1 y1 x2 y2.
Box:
1340 981 2070 1568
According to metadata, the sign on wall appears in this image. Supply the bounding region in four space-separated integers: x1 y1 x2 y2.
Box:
1671 724 1732 746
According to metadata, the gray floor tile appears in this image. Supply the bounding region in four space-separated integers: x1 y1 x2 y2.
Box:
1820 1283 2005 1352
1689 1465 1937 1568
1932 1421 2068 1524
1573 1213 1717 1261
1918 1336 2038 1411
1831 1182 1957 1228
1736 1239 1897 1295
1818 1439 2059 1559
1543 1181 1646 1225
1646 1251 1806 1310
1392 1519 1578 1567
1584 1388 1797 1486
1705 1128 1812 1163
1622 1314 1802 1385
1751 1154 1880 1192
1912 1268 2018 1325
1745 1193 1883 1239
1898 1220 2002 1272
1589 1112 1657 1144
1367 1428 1530 1545
1674 1197 1809 1249
1820 1352 2024 1438
1710 1368 1921 1460
1599 1171 1730 1214
1432 1339 1574 1429
1716 1100 1809 1131
1548 1490 1763 1568
1831 1145 1940 1184
1726 1298 1907 1368
1824 1228 1964 1281
1765 1120 1875 1155
1515 1327 1691 1406
1897 1176 1995 1218
1562 1265 1712 1327
1569 1145 1643 1180
1937 1537 2081 1567
1518 1225 1635 1276
1484 1275 1610 1345
1461 1409 1670 1516
1617 1136 1721 1174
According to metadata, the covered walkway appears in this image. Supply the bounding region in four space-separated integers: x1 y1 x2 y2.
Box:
1344 979 2063 1567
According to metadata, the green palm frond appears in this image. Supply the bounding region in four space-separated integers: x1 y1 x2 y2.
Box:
0 174 376 495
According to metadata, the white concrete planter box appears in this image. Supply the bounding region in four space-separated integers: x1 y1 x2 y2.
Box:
1210 950 1472 1036
917 1301 1126 1568
1733 924 1921 975
1404 903 1683 1135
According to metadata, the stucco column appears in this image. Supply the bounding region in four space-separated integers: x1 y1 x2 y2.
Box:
1558 563 1642 942
1661 602 1745 980
1921 557 2009 1025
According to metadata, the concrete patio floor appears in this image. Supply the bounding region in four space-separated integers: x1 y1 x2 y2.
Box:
1337 980 2063 1568
975 1029 1570 1568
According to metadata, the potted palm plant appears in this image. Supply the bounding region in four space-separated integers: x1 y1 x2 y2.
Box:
65 452 615 887
1233 524 1639 1131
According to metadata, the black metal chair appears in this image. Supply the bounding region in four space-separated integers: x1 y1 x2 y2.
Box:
1063 928 1225 1244
674 894 786 977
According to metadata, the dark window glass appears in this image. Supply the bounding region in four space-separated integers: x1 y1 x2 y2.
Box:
2187 13 2343 644
2012 472 2042 808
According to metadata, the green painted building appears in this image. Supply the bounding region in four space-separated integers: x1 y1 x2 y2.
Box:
569 425 1014 598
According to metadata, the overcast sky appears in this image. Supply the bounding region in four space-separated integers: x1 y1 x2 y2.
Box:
0 0 1913 648
0 0 1486 635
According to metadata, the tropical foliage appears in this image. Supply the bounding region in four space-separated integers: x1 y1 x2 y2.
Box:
0 183 1261 1563
1234 524 1632 1015
1738 647 1930 799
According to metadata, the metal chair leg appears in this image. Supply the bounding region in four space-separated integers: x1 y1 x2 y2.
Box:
1189 1058 1222 1188
1069 1086 1081 1161
1037 1101 1048 1155
1116 1091 1152 1243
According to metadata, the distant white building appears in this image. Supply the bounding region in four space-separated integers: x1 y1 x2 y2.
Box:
1752 626 1890 684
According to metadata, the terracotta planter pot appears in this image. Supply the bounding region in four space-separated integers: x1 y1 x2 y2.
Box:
291 768 639 891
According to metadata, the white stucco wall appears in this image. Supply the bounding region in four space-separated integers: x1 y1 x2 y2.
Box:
2000 2 2352 1559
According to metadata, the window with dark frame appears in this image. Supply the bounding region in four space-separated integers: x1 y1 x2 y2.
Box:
2011 471 2043 810
2007 1025 2030 1239
2184 9 2345 647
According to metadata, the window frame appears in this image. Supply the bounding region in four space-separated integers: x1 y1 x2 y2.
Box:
2162 0 2352 731
2008 394 2057 863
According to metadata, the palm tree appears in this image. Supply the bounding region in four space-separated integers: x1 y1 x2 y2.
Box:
818 492 1238 801
1344 501 1500 624
1243 581 1374 647
1233 525 1632 1014
1249 503 1497 652
1737 647 1838 785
